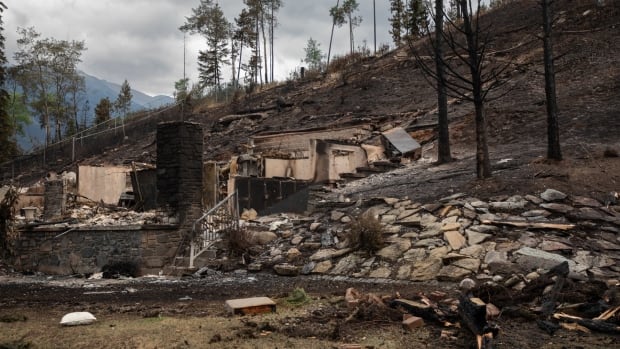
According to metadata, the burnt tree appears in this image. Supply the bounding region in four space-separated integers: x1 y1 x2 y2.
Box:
434 0 452 164
542 0 562 160
410 0 511 178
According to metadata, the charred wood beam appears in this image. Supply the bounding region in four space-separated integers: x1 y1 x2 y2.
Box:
458 294 500 349
479 219 575 230
540 261 569 317
553 313 620 334
390 299 440 322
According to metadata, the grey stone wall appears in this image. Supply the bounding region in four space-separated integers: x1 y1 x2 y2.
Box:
156 121 204 226
13 226 182 275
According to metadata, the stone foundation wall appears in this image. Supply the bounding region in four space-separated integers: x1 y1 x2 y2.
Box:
13 225 182 275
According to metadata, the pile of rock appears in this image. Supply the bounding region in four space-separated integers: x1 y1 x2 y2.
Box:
243 188 620 289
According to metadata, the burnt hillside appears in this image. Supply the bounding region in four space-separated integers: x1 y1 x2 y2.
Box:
2 0 619 200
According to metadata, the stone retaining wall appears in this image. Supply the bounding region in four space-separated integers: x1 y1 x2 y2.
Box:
13 225 182 275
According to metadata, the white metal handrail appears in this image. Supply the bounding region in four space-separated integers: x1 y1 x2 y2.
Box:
189 191 239 268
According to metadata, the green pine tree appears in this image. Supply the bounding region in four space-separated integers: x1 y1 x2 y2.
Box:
0 1 16 163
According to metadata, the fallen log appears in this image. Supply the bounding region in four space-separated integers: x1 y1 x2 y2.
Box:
553 312 620 334
480 219 575 230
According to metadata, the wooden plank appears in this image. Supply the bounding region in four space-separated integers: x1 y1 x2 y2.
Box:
480 219 575 230
225 297 276 315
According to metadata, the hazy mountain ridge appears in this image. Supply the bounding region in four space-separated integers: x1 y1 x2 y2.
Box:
17 72 175 151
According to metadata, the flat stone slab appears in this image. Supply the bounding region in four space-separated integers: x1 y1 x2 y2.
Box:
225 297 276 315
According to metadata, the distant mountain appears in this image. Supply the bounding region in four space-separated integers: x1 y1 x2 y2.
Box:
81 72 174 112
81 72 174 111
16 72 175 151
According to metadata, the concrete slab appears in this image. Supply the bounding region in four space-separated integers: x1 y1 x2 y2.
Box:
225 296 276 315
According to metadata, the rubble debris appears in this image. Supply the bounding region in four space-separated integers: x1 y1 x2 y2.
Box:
381 127 421 160
402 314 425 331
225 297 276 315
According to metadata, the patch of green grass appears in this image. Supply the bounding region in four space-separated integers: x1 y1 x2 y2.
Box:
286 288 311 306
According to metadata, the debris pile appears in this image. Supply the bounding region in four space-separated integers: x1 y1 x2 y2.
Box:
238 188 619 286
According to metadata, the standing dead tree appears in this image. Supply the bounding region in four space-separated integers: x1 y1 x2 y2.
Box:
409 0 512 179
541 0 561 160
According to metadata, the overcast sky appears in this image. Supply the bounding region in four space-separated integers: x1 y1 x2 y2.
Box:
4 0 394 97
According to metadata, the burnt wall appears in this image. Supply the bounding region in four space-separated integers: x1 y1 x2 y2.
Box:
235 177 310 214
44 180 66 220
13 226 182 275
156 122 204 225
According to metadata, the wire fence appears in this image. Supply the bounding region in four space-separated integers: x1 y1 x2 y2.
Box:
0 102 184 184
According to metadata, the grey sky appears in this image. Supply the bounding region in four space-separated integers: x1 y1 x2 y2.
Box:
4 1 393 96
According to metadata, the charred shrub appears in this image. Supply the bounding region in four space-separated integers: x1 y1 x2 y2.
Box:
102 261 140 278
0 186 19 258
345 213 384 254
226 228 254 255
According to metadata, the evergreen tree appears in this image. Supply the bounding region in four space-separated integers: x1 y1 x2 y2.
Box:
115 79 132 117
234 8 257 86
0 1 15 163
181 1 230 93
174 77 190 104
404 0 428 38
6 68 31 139
94 97 112 125
389 0 405 45
303 37 324 71
266 0 283 82
13 27 86 146
330 0 362 55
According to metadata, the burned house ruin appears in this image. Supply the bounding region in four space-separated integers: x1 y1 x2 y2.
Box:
4 120 422 275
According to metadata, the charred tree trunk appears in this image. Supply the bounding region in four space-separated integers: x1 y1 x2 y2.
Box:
460 0 491 179
542 0 562 160
435 0 452 164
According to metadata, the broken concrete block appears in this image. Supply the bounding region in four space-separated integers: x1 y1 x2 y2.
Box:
225 297 276 315
402 315 424 331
